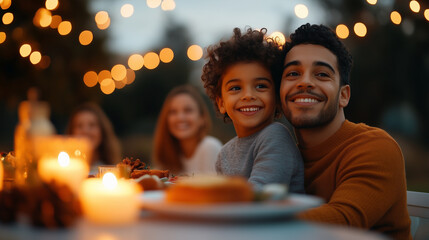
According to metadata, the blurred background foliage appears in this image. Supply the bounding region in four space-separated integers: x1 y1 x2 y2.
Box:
0 0 428 191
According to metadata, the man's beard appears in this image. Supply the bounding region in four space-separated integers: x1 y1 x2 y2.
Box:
284 91 339 129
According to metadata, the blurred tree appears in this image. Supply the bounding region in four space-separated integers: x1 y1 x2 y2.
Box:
0 0 110 147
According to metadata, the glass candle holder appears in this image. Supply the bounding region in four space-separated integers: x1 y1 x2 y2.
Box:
35 135 92 194
98 165 119 178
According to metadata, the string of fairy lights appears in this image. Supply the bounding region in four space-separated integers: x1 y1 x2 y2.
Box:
1 0 428 95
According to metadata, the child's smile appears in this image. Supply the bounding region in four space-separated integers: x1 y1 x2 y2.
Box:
217 61 276 137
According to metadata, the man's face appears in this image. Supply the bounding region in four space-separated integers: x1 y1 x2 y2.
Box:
280 44 349 129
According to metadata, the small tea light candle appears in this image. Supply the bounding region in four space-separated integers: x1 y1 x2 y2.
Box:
38 151 89 194
80 173 142 225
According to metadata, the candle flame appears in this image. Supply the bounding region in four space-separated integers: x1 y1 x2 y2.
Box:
103 172 118 189
58 151 70 167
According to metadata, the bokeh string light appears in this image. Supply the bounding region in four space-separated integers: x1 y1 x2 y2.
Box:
410 0 420 13
294 4 309 19
187 45 203 61
0 31 6 44
121 4 134 18
45 0 59 11
159 48 174 63
335 24 350 39
2 12 13 25
79 30 93 46
390 11 402 25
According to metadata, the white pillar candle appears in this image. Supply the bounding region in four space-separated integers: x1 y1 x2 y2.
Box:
80 173 142 225
38 152 89 194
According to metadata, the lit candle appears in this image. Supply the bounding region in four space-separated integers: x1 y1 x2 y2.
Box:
38 151 89 194
80 173 142 225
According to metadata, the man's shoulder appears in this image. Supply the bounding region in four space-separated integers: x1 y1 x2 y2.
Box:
348 121 398 146
340 120 403 162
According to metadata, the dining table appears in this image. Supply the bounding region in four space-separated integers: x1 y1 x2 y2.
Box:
0 208 389 240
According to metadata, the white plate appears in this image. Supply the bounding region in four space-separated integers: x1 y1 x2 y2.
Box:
140 191 323 220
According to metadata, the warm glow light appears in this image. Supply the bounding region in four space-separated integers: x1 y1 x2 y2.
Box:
100 78 115 95
366 0 377 5
30 51 42 65
187 45 203 61
0 32 6 44
111 64 127 81
2 12 13 25
425 9 429 21
37 8 53 28
161 0 176 11
294 4 309 19
50 15 62 28
79 30 93 45
354 22 367 37
409 1 420 13
159 48 174 63
95 11 109 25
83 71 98 87
20 44 32 57
144 52 160 69
1 0 11 10
58 152 70 167
98 70 112 83
268 31 286 47
115 79 127 89
45 0 59 10
336 24 350 39
97 17 111 30
147 0 161 8
128 54 144 70
121 4 134 18
390 11 402 25
58 21 72 35
126 69 136 85
102 173 118 190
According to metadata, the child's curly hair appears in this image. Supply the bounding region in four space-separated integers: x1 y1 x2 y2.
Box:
201 27 283 121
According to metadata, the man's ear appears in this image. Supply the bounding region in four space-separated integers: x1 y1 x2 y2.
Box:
216 97 226 114
339 85 350 108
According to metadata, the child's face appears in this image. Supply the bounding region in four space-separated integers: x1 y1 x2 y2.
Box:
167 93 204 142
217 62 276 137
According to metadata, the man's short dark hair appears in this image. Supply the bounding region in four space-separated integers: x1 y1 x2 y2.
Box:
284 23 353 86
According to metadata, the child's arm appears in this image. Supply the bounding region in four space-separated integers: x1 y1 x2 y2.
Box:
249 123 304 192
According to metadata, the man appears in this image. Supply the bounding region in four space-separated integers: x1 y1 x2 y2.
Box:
279 23 411 240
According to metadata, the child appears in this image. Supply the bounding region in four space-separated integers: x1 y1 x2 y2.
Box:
201 28 304 193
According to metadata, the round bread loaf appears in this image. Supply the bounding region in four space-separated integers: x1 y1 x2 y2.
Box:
165 175 253 204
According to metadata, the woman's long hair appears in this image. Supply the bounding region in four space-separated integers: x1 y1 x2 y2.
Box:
65 102 121 165
153 85 212 173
